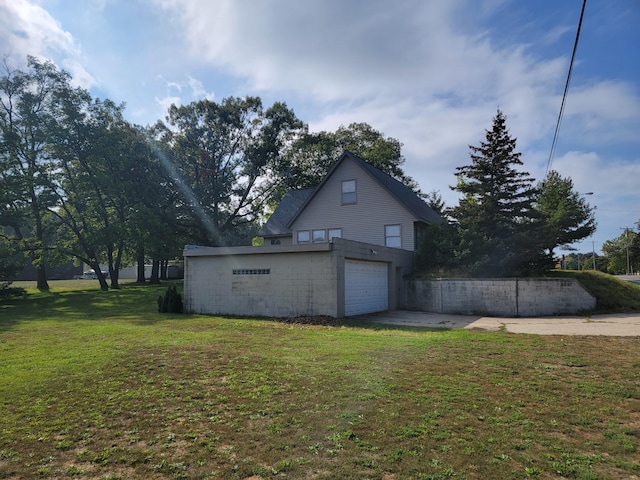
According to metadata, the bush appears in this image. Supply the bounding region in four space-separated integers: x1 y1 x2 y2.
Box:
157 284 183 313
0 281 26 301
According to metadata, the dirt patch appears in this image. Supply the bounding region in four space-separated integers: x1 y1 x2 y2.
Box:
276 316 343 326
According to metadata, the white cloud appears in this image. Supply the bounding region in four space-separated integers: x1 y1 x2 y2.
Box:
153 74 216 113
149 0 639 158
552 151 640 196
549 150 640 246
4 0 639 249
155 94 181 114
0 0 96 88
541 24 574 46
186 75 215 101
574 82 640 121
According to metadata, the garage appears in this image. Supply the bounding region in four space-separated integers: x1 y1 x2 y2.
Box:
344 259 389 316
183 238 412 318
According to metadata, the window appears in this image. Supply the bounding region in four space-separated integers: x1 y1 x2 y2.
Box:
313 229 326 242
297 230 310 243
342 180 356 205
385 224 401 248
328 228 342 240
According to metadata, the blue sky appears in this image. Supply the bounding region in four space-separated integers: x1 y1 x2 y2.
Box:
2 0 639 254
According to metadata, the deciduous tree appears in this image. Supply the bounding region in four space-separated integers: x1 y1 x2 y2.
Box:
50 99 156 290
275 122 420 199
153 97 304 246
0 56 73 290
602 230 636 274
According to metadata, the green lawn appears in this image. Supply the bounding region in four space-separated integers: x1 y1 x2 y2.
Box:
1 282 639 479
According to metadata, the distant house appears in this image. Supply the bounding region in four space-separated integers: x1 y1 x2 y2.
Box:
183 151 444 318
259 151 443 250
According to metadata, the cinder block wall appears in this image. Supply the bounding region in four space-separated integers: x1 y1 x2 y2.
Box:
405 278 595 317
184 250 338 318
183 239 415 319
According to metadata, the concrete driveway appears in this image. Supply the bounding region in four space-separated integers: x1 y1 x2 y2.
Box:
356 310 640 336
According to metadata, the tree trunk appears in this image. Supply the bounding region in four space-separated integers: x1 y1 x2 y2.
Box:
33 213 49 291
96 271 109 291
109 266 119 289
88 260 109 291
36 264 49 291
149 259 160 284
160 259 168 280
136 245 146 283
109 240 124 289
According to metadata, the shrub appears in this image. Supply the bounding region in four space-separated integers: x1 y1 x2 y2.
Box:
157 284 183 313
0 281 26 301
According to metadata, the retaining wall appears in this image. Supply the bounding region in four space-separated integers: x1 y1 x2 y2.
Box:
405 278 596 317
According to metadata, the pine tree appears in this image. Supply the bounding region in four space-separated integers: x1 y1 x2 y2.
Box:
450 110 540 276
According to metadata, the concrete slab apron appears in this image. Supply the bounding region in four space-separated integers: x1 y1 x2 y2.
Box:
358 311 640 336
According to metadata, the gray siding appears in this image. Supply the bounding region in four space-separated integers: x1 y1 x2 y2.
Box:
291 157 418 250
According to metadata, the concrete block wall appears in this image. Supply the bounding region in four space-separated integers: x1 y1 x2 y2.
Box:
184 249 338 318
515 278 595 316
183 239 416 319
405 278 595 317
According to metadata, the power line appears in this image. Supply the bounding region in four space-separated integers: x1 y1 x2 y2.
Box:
545 0 587 176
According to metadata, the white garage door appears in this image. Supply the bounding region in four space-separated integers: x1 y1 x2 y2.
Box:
344 260 388 316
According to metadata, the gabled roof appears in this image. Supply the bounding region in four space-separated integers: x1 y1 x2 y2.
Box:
287 151 444 227
258 188 314 237
259 151 444 238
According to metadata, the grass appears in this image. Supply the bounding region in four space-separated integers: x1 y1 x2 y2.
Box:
548 270 640 313
1 281 639 479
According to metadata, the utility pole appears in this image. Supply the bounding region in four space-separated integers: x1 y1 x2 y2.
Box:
621 228 631 275
592 240 596 270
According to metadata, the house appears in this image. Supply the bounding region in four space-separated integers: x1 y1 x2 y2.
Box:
259 151 443 250
183 151 444 318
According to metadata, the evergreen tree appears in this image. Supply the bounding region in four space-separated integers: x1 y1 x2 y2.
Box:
450 110 541 276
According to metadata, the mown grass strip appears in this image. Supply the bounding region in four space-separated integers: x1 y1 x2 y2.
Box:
1 282 639 479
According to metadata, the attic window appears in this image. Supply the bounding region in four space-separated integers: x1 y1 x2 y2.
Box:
342 180 356 205
385 224 401 248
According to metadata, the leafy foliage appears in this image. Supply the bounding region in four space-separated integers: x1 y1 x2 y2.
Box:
274 122 420 200
0 281 25 301
152 97 304 247
0 234 26 299
602 228 638 274
0 56 75 290
1 58 190 289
